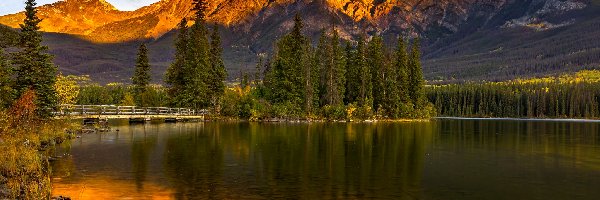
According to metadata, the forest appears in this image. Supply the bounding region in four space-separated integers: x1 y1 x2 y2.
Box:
428 70 600 119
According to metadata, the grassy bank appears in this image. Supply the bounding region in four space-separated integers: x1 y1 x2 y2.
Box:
0 91 77 199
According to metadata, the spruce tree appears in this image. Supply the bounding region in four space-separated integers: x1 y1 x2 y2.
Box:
345 41 359 104
182 0 211 110
165 19 189 106
12 0 58 117
208 24 227 110
395 37 410 104
408 38 425 107
265 14 312 111
0 49 14 108
367 36 386 112
318 28 346 106
316 29 331 106
330 29 346 106
132 43 151 104
356 36 372 107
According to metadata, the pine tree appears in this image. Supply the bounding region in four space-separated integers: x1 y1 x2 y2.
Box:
316 29 331 106
345 41 359 104
356 36 372 107
0 49 14 108
367 36 386 112
132 43 151 95
12 0 58 117
265 14 312 111
182 0 211 110
330 29 346 106
208 24 227 110
318 28 346 106
395 37 410 105
408 38 425 107
165 19 189 106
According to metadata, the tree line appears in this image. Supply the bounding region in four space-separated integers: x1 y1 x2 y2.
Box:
221 15 435 120
427 70 600 118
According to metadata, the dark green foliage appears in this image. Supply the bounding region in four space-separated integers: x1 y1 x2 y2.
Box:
165 19 189 106
0 49 14 108
132 43 151 95
356 36 372 107
345 41 360 104
12 0 58 118
368 36 387 112
208 25 227 109
264 14 313 112
427 77 600 119
408 38 425 107
395 37 410 104
317 28 346 107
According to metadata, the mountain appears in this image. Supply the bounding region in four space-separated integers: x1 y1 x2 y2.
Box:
0 0 599 83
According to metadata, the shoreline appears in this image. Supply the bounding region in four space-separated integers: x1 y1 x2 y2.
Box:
435 117 600 123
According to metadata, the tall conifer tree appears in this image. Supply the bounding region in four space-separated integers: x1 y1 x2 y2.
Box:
265 14 312 111
183 0 211 109
208 24 227 110
356 36 372 107
367 36 386 111
132 43 151 96
318 28 346 106
345 41 360 104
12 0 58 117
165 19 189 106
408 38 425 107
395 37 410 104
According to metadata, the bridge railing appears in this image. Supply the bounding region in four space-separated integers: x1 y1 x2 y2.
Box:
57 105 208 116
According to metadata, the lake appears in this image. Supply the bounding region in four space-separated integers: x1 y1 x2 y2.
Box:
50 119 600 199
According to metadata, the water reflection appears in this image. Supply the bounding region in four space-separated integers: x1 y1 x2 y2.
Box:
50 120 600 199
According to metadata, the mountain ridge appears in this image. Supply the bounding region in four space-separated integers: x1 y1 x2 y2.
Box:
0 0 599 83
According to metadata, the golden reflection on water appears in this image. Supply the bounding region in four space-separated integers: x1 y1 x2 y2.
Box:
52 175 174 200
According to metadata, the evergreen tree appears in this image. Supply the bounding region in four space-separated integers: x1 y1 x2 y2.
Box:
208 24 227 110
315 29 331 106
132 43 151 95
0 49 14 108
265 14 312 111
367 36 386 112
345 41 360 104
318 28 346 106
408 38 425 107
356 36 372 107
182 0 211 110
12 0 58 117
394 37 410 104
165 19 189 106
330 29 346 106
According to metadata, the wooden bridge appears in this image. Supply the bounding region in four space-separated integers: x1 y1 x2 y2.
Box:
55 105 207 121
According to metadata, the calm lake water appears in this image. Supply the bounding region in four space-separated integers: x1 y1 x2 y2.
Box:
50 119 600 199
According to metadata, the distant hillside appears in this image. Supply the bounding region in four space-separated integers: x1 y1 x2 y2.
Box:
1 0 599 83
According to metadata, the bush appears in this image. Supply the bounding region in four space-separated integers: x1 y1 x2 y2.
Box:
1 90 75 199
322 105 347 121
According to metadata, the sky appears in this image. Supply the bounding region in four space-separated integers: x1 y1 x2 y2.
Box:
0 0 161 16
